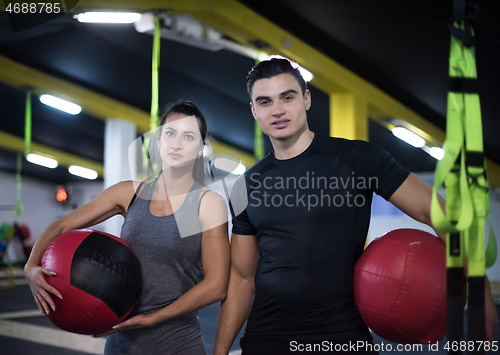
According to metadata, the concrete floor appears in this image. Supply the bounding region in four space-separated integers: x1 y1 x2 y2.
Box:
0 267 243 355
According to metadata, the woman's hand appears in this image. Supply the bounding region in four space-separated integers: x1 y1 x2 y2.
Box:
24 263 63 315
93 313 160 338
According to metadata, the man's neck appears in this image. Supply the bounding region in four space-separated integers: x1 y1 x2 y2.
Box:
271 129 315 160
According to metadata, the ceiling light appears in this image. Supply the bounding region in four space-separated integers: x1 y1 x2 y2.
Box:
68 165 98 180
134 13 225 51
297 67 314 82
258 53 271 62
392 127 425 148
76 12 142 24
39 94 82 115
232 164 247 175
26 154 58 169
429 147 445 160
214 157 246 175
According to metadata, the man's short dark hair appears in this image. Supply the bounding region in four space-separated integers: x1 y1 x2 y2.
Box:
246 58 307 100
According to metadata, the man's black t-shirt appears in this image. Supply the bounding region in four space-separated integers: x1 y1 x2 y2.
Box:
231 133 410 341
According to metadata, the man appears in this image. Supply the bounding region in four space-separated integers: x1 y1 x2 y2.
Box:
214 58 497 355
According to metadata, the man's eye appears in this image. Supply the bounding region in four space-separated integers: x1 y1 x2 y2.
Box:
259 100 269 105
284 96 293 101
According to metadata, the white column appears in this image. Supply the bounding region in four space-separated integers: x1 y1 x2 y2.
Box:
102 118 136 237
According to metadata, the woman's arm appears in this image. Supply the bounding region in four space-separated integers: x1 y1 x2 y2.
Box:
24 180 137 315
96 190 231 336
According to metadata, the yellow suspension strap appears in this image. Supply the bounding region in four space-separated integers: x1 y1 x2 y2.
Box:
254 57 265 161
13 90 32 225
431 1 497 353
150 13 161 133
141 13 162 178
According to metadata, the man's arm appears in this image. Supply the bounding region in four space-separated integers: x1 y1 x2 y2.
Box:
388 173 446 242
214 233 260 355
389 173 498 342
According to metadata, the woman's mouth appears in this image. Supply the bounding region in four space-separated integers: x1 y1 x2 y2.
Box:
169 153 183 159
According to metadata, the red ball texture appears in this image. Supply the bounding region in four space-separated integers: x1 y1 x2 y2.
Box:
354 229 446 344
41 229 142 335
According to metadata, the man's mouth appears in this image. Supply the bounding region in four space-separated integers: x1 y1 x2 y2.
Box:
272 119 290 128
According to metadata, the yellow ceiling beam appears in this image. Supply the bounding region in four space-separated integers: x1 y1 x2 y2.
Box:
71 0 204 12
0 0 483 148
0 57 256 171
171 1 448 138
0 130 258 178
0 56 151 132
211 141 256 170
0 131 104 176
2 0 499 184
67 2 448 143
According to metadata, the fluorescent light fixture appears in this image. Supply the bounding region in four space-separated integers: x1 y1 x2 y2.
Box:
214 157 246 175
232 164 247 175
297 67 314 82
392 127 425 148
68 165 98 180
39 94 82 115
26 154 58 169
429 147 445 160
258 53 271 62
76 12 142 24
258 54 314 82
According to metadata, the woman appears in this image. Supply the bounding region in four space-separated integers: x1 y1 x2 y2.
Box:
24 100 230 355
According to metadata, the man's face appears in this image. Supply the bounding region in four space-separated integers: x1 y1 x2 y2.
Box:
250 73 311 141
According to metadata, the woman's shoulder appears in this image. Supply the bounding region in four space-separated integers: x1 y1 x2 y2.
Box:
199 187 226 205
198 188 228 214
197 188 229 230
109 180 142 193
105 180 153 207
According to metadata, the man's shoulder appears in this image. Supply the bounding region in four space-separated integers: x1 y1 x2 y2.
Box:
314 134 376 155
244 152 274 176
313 134 395 170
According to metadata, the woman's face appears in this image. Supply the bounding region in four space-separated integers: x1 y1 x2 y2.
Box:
158 113 204 170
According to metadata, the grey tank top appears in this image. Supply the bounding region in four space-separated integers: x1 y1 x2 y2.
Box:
104 179 207 355
121 178 204 316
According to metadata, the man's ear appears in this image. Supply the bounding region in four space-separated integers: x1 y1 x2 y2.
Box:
250 102 257 120
304 89 312 111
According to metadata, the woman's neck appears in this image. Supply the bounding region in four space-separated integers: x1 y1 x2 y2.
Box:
159 168 195 196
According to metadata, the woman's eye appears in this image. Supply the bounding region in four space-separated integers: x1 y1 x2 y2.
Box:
166 131 174 137
185 135 194 140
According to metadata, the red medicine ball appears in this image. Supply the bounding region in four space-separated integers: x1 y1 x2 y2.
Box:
41 229 142 335
354 229 446 344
